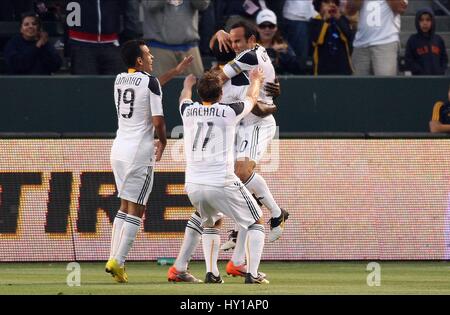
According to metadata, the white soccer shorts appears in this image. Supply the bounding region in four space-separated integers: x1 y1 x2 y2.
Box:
235 123 276 163
185 181 263 229
111 159 154 205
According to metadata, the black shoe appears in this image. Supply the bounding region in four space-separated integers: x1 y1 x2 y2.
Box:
245 273 269 284
205 272 224 284
268 209 290 242
269 208 290 229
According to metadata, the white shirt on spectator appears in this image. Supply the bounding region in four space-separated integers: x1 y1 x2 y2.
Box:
283 0 317 21
353 0 401 48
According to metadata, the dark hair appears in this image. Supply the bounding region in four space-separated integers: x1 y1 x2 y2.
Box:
197 72 223 103
313 0 340 12
121 39 147 68
211 40 236 64
20 12 41 29
230 21 260 42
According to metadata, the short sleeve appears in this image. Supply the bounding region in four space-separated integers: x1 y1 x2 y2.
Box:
431 101 444 121
222 49 258 79
228 98 253 121
148 76 164 116
180 99 194 116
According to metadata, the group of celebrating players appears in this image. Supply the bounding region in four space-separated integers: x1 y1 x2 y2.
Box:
105 21 289 285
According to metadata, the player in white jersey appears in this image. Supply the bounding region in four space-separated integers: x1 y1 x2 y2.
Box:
167 41 278 283
105 40 192 283
212 22 290 276
178 67 268 284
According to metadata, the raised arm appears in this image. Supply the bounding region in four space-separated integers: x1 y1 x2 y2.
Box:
158 55 194 86
179 74 197 103
245 67 265 107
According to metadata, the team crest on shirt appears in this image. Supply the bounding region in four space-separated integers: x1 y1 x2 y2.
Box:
167 0 183 6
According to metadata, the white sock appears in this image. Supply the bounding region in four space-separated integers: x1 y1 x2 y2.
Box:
202 228 220 277
174 213 203 272
245 172 282 218
231 226 247 266
109 210 127 260
246 224 265 278
114 214 141 266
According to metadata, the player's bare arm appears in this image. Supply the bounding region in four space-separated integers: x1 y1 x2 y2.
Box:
246 67 265 107
179 74 197 103
158 55 194 86
153 116 167 162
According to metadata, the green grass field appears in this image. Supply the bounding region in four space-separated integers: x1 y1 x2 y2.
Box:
0 261 449 295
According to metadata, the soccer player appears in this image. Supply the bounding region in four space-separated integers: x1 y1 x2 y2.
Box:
177 67 269 284
212 22 290 276
167 40 277 283
105 40 169 283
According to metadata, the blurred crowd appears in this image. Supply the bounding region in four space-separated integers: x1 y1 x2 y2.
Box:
0 0 448 76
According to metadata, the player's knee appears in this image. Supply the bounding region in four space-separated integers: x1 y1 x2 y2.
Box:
214 218 223 228
255 218 264 225
235 161 254 182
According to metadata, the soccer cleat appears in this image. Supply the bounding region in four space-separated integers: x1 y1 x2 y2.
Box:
245 273 270 284
268 208 290 242
205 272 224 284
105 259 128 283
220 230 238 251
167 266 203 283
226 260 246 277
226 261 266 278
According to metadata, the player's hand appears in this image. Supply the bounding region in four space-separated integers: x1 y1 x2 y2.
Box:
183 74 197 89
176 55 194 75
264 77 280 99
216 30 232 53
249 67 265 84
154 140 166 162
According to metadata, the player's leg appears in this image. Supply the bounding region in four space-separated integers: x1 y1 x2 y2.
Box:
108 199 128 261
202 216 224 284
107 163 154 282
189 186 225 284
216 182 268 284
235 124 289 242
226 225 248 276
168 211 204 283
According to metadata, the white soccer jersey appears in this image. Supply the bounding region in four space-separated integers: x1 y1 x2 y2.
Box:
220 72 248 104
222 45 276 126
111 71 164 165
223 44 276 105
180 99 253 186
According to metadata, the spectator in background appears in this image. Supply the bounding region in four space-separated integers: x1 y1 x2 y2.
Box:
256 9 304 74
66 0 141 75
430 85 450 133
199 0 216 56
310 0 354 75
282 0 317 61
349 0 407 76
405 8 448 75
142 0 210 78
3 12 61 74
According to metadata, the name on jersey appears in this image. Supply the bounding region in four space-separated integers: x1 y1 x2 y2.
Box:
115 75 142 86
185 106 226 118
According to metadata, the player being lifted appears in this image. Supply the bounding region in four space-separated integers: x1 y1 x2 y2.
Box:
213 22 289 274
105 39 192 283
179 67 269 284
